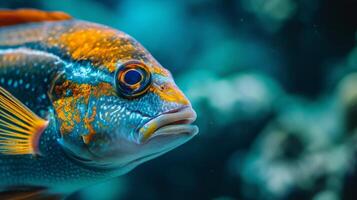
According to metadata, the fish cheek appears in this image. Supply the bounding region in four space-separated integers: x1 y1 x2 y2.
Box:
49 74 91 146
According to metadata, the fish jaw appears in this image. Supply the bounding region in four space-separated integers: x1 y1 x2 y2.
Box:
69 106 198 170
115 106 199 168
138 106 198 142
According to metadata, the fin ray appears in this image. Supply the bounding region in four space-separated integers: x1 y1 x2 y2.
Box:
0 87 48 155
0 89 37 123
0 109 32 130
0 98 34 124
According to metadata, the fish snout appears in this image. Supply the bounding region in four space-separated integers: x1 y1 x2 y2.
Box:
138 106 198 143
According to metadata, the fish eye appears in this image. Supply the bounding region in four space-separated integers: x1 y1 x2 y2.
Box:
115 61 152 98
123 69 143 85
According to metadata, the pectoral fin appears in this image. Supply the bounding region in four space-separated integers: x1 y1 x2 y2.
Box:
0 87 48 155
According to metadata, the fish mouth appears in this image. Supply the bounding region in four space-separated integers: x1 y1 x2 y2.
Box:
138 106 198 143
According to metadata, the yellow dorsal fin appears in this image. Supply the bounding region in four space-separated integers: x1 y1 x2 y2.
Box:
0 87 48 155
0 9 72 27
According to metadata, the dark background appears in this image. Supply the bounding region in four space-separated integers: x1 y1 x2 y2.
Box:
1 0 357 199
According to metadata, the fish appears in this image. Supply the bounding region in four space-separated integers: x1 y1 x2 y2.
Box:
0 9 198 199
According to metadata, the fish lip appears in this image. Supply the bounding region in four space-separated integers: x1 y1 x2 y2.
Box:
138 106 198 143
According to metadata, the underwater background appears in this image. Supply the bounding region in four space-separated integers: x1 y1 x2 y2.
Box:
1 0 357 199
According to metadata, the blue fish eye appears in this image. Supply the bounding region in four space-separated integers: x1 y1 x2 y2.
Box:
123 69 142 85
115 61 152 98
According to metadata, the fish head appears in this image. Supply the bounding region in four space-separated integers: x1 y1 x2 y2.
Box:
86 61 198 170
50 29 198 170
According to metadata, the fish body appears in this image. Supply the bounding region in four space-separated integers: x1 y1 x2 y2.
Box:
0 9 198 196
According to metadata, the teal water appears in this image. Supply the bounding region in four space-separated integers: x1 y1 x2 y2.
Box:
1 0 357 199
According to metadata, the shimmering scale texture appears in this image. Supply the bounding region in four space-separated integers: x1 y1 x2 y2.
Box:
0 49 113 192
0 21 169 75
0 18 191 193
0 48 64 113
0 20 188 105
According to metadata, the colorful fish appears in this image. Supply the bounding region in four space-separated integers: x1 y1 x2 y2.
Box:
0 9 198 199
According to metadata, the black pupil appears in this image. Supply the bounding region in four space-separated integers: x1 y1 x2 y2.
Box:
124 69 142 85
